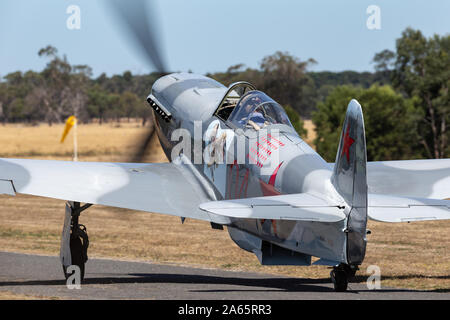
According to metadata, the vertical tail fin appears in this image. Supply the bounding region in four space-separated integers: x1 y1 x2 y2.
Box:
331 99 368 265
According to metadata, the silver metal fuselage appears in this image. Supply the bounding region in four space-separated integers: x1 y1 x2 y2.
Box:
150 73 350 265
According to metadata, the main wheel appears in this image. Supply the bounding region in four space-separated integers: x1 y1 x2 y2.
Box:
330 269 348 292
62 236 85 281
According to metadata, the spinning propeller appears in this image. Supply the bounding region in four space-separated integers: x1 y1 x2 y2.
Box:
109 0 168 162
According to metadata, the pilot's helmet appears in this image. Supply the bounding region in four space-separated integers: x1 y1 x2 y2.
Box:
250 95 262 105
245 95 262 111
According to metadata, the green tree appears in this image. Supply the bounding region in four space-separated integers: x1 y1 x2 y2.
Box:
86 86 115 124
37 46 71 124
135 100 152 126
374 28 450 158
284 105 307 138
30 45 92 124
104 93 121 122
1 71 43 123
313 85 422 162
259 51 317 117
119 91 141 122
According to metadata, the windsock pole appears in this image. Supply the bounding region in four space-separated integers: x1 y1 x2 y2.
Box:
73 119 78 162
60 115 78 161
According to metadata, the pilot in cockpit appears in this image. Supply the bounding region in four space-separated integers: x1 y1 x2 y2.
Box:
237 96 267 130
247 106 267 130
230 91 293 130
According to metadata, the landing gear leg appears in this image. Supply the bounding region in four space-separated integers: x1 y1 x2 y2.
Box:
330 264 358 292
60 202 92 281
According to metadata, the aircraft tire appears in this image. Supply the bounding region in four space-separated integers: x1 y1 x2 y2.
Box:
62 237 85 281
330 269 348 292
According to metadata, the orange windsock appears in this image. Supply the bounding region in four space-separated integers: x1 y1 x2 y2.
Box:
60 116 77 143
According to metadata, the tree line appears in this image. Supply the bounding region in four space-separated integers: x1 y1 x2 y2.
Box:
0 28 448 160
314 28 449 161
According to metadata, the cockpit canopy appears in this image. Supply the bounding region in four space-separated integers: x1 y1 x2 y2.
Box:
214 82 255 121
228 91 292 131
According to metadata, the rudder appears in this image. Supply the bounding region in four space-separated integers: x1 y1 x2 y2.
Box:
331 99 368 265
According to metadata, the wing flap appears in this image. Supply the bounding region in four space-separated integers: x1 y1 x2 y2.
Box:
368 194 450 222
199 193 346 222
0 179 15 196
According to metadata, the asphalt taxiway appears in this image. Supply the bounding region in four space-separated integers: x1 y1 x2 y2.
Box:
0 251 448 299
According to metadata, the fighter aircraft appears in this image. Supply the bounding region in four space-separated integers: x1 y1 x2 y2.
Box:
0 1 449 292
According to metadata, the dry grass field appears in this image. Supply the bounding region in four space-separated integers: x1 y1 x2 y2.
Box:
303 120 316 146
0 120 166 163
0 120 448 292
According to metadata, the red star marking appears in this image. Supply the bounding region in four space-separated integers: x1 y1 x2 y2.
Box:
341 124 355 163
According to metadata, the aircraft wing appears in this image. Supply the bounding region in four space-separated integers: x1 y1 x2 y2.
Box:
199 193 346 222
328 159 450 199
368 194 450 222
198 192 450 223
366 159 450 199
0 158 216 222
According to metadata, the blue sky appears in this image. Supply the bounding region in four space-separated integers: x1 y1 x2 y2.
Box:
0 0 449 78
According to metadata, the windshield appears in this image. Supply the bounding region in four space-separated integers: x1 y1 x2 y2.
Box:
229 91 292 130
214 82 256 121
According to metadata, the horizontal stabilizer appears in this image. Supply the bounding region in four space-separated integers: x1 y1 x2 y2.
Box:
366 159 450 199
328 159 450 200
199 193 346 222
368 194 450 222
